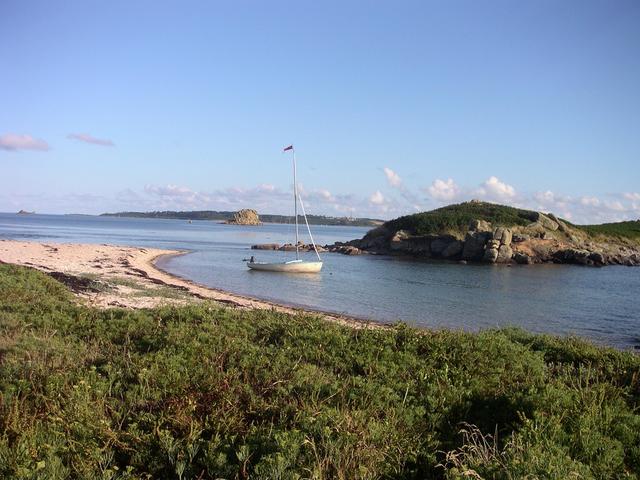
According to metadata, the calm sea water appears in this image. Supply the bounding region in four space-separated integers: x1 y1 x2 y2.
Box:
1 212 639 350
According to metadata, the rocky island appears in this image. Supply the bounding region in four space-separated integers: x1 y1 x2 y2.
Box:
226 208 261 225
323 201 640 266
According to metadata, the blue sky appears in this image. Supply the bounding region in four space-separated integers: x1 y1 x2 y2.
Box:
1 0 639 222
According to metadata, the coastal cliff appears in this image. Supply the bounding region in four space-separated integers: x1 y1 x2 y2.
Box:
325 201 640 266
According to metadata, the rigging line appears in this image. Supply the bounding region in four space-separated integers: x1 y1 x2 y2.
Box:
297 193 322 261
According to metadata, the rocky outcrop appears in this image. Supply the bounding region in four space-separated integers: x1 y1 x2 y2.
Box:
513 252 532 264
324 207 640 267
441 240 463 258
481 227 514 264
227 209 261 225
469 219 492 232
390 230 411 251
251 243 280 250
462 231 492 260
529 212 559 231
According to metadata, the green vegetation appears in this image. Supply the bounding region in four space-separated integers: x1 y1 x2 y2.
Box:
577 220 640 241
1 263 640 479
383 202 640 242
385 202 539 236
100 210 381 227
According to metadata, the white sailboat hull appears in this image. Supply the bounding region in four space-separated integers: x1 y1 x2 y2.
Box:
246 146 322 274
247 260 323 273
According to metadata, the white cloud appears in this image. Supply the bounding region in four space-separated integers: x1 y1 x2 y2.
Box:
624 192 640 202
427 178 460 201
580 196 600 207
383 167 402 187
0 133 49 151
369 190 385 205
67 133 114 147
534 190 557 203
604 200 625 212
478 176 516 201
144 184 195 197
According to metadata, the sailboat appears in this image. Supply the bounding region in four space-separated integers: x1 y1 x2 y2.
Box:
247 145 323 273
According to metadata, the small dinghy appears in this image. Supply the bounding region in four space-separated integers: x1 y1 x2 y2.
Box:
247 145 323 273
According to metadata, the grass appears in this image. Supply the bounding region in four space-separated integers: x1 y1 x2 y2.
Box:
576 221 640 241
1 263 640 479
385 202 539 236
382 201 640 243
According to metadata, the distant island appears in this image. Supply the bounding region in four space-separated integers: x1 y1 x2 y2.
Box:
225 208 261 225
17 210 35 215
100 209 383 227
323 200 640 266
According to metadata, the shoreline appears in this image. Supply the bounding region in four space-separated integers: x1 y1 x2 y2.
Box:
0 239 380 330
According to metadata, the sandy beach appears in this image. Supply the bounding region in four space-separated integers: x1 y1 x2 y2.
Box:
0 239 375 329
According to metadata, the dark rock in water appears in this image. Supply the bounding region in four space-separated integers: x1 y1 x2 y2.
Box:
513 252 532 264
276 242 326 253
553 249 594 266
588 252 605 265
17 209 35 215
326 244 363 255
252 243 281 250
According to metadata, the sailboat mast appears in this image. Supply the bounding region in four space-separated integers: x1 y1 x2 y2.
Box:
292 147 299 260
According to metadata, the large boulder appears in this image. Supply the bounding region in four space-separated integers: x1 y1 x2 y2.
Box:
462 231 491 260
483 247 499 263
532 213 559 231
469 219 492 232
497 245 513 263
227 209 261 225
493 227 512 246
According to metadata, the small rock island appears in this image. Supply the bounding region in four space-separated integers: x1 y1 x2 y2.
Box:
226 209 261 225
17 210 35 215
325 201 640 266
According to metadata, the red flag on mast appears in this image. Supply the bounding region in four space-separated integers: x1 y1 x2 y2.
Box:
283 145 293 152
